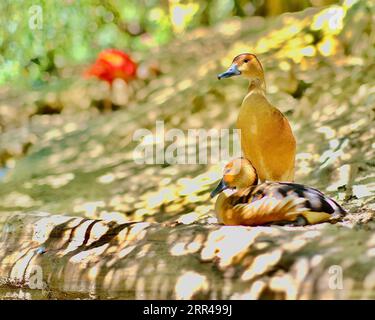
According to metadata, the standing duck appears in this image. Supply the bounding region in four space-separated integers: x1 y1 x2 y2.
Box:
211 158 346 226
218 53 296 182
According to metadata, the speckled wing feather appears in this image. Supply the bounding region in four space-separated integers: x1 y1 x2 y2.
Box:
227 182 346 226
276 182 347 220
232 195 306 226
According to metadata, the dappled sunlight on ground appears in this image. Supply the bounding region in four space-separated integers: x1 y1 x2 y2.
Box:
1 1 373 225
0 1 374 299
0 1 375 222
1 212 375 299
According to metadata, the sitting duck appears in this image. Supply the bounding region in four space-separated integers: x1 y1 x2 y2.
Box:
211 158 346 226
218 53 296 182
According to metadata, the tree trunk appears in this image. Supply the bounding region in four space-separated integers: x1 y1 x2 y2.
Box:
1 212 375 299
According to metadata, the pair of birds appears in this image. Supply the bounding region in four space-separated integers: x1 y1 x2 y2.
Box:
211 53 346 226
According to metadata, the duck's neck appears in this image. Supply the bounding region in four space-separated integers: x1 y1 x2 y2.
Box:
248 77 266 95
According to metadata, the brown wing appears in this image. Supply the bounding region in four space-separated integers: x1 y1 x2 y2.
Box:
231 195 306 226
216 182 346 226
275 182 347 219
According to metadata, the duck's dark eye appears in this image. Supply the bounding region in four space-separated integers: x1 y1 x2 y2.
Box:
243 59 249 63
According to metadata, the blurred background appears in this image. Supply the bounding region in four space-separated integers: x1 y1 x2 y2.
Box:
0 0 339 87
0 0 373 224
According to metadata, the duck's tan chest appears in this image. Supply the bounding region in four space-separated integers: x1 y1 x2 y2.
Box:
236 94 278 142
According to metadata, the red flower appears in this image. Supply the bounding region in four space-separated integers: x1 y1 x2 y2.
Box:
85 49 137 84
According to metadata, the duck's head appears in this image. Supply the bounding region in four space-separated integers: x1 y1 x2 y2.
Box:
217 53 264 81
210 158 258 198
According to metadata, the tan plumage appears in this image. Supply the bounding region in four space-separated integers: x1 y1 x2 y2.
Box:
211 158 346 226
218 53 296 182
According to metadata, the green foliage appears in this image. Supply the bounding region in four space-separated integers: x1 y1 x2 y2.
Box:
0 0 337 88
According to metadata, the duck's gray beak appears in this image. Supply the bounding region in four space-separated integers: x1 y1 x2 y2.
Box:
210 179 229 198
217 64 241 79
